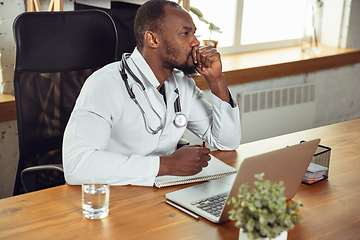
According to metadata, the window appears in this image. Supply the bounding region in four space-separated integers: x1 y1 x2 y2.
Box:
188 0 308 55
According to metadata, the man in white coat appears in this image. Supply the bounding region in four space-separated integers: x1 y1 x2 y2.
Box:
62 0 241 186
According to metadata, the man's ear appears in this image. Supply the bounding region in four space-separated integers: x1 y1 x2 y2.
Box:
144 31 159 49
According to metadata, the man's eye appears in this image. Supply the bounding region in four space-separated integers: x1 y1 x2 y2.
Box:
181 32 189 35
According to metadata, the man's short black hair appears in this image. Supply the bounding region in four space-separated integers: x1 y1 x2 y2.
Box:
134 0 180 52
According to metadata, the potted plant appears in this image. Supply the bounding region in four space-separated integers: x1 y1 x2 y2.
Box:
189 6 222 48
228 173 303 240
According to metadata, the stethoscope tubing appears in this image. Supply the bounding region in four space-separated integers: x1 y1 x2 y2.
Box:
119 53 187 133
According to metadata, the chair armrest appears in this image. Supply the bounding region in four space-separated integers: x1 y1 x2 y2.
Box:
21 164 64 193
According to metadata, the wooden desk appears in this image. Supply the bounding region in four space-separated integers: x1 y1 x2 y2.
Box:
1 119 360 240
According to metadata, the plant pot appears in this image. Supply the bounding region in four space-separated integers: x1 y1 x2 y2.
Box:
203 40 218 48
239 228 288 240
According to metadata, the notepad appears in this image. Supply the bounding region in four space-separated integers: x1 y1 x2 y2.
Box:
154 155 237 188
302 162 329 184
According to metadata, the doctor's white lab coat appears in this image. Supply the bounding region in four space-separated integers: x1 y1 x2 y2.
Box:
62 48 241 186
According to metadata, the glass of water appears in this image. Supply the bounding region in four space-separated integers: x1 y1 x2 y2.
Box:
82 178 110 220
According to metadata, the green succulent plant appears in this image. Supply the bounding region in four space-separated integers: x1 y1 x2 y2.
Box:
228 173 303 240
190 6 222 40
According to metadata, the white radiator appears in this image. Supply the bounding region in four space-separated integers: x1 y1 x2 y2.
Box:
238 83 316 144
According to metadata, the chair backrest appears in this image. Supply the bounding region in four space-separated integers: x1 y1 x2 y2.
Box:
13 10 118 195
74 2 140 60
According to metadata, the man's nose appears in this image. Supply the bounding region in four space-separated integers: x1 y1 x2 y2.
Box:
191 36 200 47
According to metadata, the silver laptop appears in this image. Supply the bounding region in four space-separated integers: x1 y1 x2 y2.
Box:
166 138 320 223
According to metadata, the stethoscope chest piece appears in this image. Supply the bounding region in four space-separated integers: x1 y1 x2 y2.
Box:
174 113 187 128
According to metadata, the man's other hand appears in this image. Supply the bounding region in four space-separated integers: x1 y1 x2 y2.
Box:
158 144 211 176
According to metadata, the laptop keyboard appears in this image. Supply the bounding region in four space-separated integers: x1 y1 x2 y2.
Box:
191 192 229 217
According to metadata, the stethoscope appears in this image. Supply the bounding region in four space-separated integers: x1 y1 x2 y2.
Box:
119 53 188 134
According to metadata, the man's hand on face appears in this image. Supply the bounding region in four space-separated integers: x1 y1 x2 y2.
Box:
158 144 211 176
192 45 223 81
191 45 230 103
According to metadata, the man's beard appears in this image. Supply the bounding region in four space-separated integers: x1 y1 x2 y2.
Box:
164 40 199 78
176 59 198 78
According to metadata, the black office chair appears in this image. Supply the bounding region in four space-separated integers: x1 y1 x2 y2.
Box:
12 10 118 195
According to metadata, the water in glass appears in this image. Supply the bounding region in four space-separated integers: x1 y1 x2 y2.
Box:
82 182 110 219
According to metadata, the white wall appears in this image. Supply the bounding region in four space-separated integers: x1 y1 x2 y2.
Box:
0 0 24 95
0 0 25 199
0 121 18 198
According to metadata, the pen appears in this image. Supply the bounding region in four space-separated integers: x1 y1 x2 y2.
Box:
165 200 199 220
202 141 205 148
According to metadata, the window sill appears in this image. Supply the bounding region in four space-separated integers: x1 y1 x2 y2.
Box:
194 45 360 90
1 45 360 122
